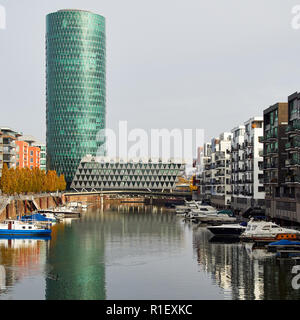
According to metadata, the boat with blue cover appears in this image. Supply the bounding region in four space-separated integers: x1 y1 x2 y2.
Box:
0 220 52 236
18 212 57 223
267 239 300 252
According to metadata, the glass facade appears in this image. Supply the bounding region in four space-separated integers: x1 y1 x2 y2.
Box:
46 10 106 184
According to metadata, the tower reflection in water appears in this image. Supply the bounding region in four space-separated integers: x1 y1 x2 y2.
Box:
193 226 300 300
45 204 184 300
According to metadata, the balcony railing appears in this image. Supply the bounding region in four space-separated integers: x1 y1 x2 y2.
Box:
286 120 300 133
285 175 300 184
285 140 300 150
286 159 300 166
265 131 278 140
264 162 278 169
266 145 278 154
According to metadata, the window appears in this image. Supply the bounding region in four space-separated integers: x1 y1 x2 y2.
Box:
30 151 33 156
30 158 33 163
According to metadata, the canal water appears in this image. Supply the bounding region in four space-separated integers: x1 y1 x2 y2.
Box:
0 204 300 300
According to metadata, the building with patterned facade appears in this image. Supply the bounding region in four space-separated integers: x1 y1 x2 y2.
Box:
70 156 185 191
46 9 106 184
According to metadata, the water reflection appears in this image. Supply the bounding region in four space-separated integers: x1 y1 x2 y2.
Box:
45 204 185 300
0 237 49 299
0 205 300 300
193 226 300 300
0 265 5 290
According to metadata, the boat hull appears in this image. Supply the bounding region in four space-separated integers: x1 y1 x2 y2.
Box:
207 227 244 237
195 216 236 224
0 229 51 236
0 235 51 240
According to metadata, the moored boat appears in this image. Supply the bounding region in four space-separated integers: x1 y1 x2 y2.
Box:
192 209 237 224
240 218 300 242
207 223 246 238
0 220 52 236
183 205 218 220
19 212 58 224
267 239 300 252
53 206 81 218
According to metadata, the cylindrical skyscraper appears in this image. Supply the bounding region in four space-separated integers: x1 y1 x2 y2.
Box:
46 9 106 184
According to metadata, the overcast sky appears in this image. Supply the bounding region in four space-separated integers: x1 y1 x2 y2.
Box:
1 0 300 145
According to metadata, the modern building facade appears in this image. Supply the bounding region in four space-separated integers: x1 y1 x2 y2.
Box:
263 103 290 220
231 118 264 213
199 142 212 200
284 92 300 221
18 136 46 171
262 94 300 223
16 141 40 170
200 133 232 208
46 9 106 184
0 127 21 177
71 156 185 191
231 125 245 209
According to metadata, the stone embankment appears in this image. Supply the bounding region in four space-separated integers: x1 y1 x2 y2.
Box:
0 193 63 222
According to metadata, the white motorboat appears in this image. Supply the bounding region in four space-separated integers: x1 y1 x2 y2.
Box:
195 213 237 224
207 223 247 238
184 205 217 220
175 201 199 214
240 218 300 242
0 220 51 236
53 206 81 218
66 202 89 211
191 209 236 224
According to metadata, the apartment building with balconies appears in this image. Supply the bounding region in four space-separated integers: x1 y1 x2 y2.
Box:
244 117 265 204
199 142 212 200
263 102 290 221
0 127 21 177
231 125 246 210
277 92 300 223
18 135 46 171
209 132 232 208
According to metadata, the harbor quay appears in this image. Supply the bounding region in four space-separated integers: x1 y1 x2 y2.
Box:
0 191 191 223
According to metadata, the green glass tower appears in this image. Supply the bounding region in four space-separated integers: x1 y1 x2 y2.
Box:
46 9 106 184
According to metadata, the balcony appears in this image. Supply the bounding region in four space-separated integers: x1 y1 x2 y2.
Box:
285 175 300 184
264 162 278 170
285 158 300 167
2 147 16 155
265 145 278 155
265 131 278 141
286 120 300 135
285 140 300 151
264 177 278 184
